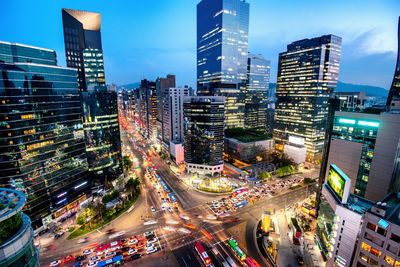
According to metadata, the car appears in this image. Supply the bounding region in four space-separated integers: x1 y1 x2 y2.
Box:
121 246 131 252
151 206 156 212
77 237 88 244
96 250 105 256
297 256 304 265
130 253 142 260
83 249 93 255
54 231 64 239
128 248 137 255
90 256 101 262
144 231 155 237
179 214 190 221
86 261 98 267
74 262 83 267
145 243 155 249
109 231 125 239
50 260 61 267
146 246 158 254
63 255 75 263
167 207 173 213
147 237 158 244
106 228 115 234
146 234 156 240
128 238 138 245
105 251 116 258
161 205 166 211
75 255 86 261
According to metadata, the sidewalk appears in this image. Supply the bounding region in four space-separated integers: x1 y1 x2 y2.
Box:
275 211 299 267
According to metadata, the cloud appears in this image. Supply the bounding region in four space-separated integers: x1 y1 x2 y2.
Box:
353 27 397 56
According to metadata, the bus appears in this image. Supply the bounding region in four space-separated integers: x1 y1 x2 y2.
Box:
233 187 248 196
244 257 261 267
169 193 177 203
227 238 246 261
97 255 123 267
194 242 212 266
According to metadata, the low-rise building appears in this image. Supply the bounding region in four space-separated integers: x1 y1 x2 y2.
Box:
0 188 40 266
352 193 400 267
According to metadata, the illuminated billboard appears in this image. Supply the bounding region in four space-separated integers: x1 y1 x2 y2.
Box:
327 164 351 204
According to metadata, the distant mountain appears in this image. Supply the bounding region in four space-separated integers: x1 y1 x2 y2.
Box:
118 82 140 90
269 81 388 97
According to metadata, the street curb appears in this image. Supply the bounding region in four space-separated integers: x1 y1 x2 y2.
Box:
67 194 143 240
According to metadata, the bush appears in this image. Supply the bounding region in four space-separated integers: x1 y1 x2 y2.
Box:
102 190 120 204
303 177 314 184
276 165 295 177
259 172 272 181
0 212 23 245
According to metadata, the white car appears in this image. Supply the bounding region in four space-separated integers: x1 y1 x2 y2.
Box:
83 249 93 255
128 248 137 255
179 214 190 221
96 250 104 256
151 206 156 212
108 231 125 239
90 256 101 262
147 237 158 244
77 237 88 244
128 238 138 245
50 260 61 267
145 243 155 249
207 214 217 220
87 261 97 267
178 228 191 234
146 246 158 254
167 207 173 213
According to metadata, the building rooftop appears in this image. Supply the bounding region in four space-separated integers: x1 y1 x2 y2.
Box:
346 194 375 215
372 193 400 225
225 128 272 143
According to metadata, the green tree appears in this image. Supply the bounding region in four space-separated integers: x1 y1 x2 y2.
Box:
76 213 87 226
125 178 141 199
258 172 272 181
122 156 133 172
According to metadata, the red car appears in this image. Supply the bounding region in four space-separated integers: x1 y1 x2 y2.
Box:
63 254 75 263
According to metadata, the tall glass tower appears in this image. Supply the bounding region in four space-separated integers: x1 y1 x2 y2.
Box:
245 53 271 129
387 17 400 107
0 41 90 228
197 0 249 128
62 8 123 185
273 35 342 163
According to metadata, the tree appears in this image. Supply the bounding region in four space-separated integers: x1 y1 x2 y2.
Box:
259 172 272 181
76 213 87 226
122 156 133 172
267 151 295 167
125 177 141 199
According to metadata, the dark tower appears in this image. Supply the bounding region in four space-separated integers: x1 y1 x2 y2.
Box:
386 17 400 107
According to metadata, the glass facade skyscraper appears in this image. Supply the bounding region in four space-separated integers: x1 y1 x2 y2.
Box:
197 0 249 128
0 41 90 227
81 87 122 187
184 96 225 175
387 17 400 107
62 8 104 91
62 8 122 184
274 35 342 162
245 53 271 129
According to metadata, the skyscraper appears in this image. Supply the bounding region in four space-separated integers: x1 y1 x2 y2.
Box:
245 53 271 129
137 79 157 140
326 111 400 201
156 75 176 149
386 17 400 108
184 96 225 175
197 0 249 128
0 41 90 227
62 8 123 185
274 35 342 162
168 87 190 143
62 8 104 91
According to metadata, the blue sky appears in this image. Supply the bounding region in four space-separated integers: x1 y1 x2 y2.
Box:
0 0 399 88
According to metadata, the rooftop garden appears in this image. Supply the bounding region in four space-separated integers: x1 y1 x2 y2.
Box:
225 128 272 143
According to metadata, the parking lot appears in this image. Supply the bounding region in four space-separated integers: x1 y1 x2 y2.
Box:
207 176 304 217
48 230 162 267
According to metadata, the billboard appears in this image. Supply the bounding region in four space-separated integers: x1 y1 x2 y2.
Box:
327 164 351 204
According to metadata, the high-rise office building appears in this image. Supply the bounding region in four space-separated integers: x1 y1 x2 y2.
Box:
137 79 157 140
81 87 122 187
62 8 104 91
274 35 342 162
197 0 249 128
62 8 122 184
245 53 271 129
156 75 176 149
184 96 225 175
169 87 190 143
387 17 400 108
0 41 90 227
326 111 400 201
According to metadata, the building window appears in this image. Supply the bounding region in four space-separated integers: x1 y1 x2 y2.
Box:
390 233 400 243
384 255 395 265
376 227 387 236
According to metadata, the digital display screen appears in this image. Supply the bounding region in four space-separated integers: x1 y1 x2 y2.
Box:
327 165 346 201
